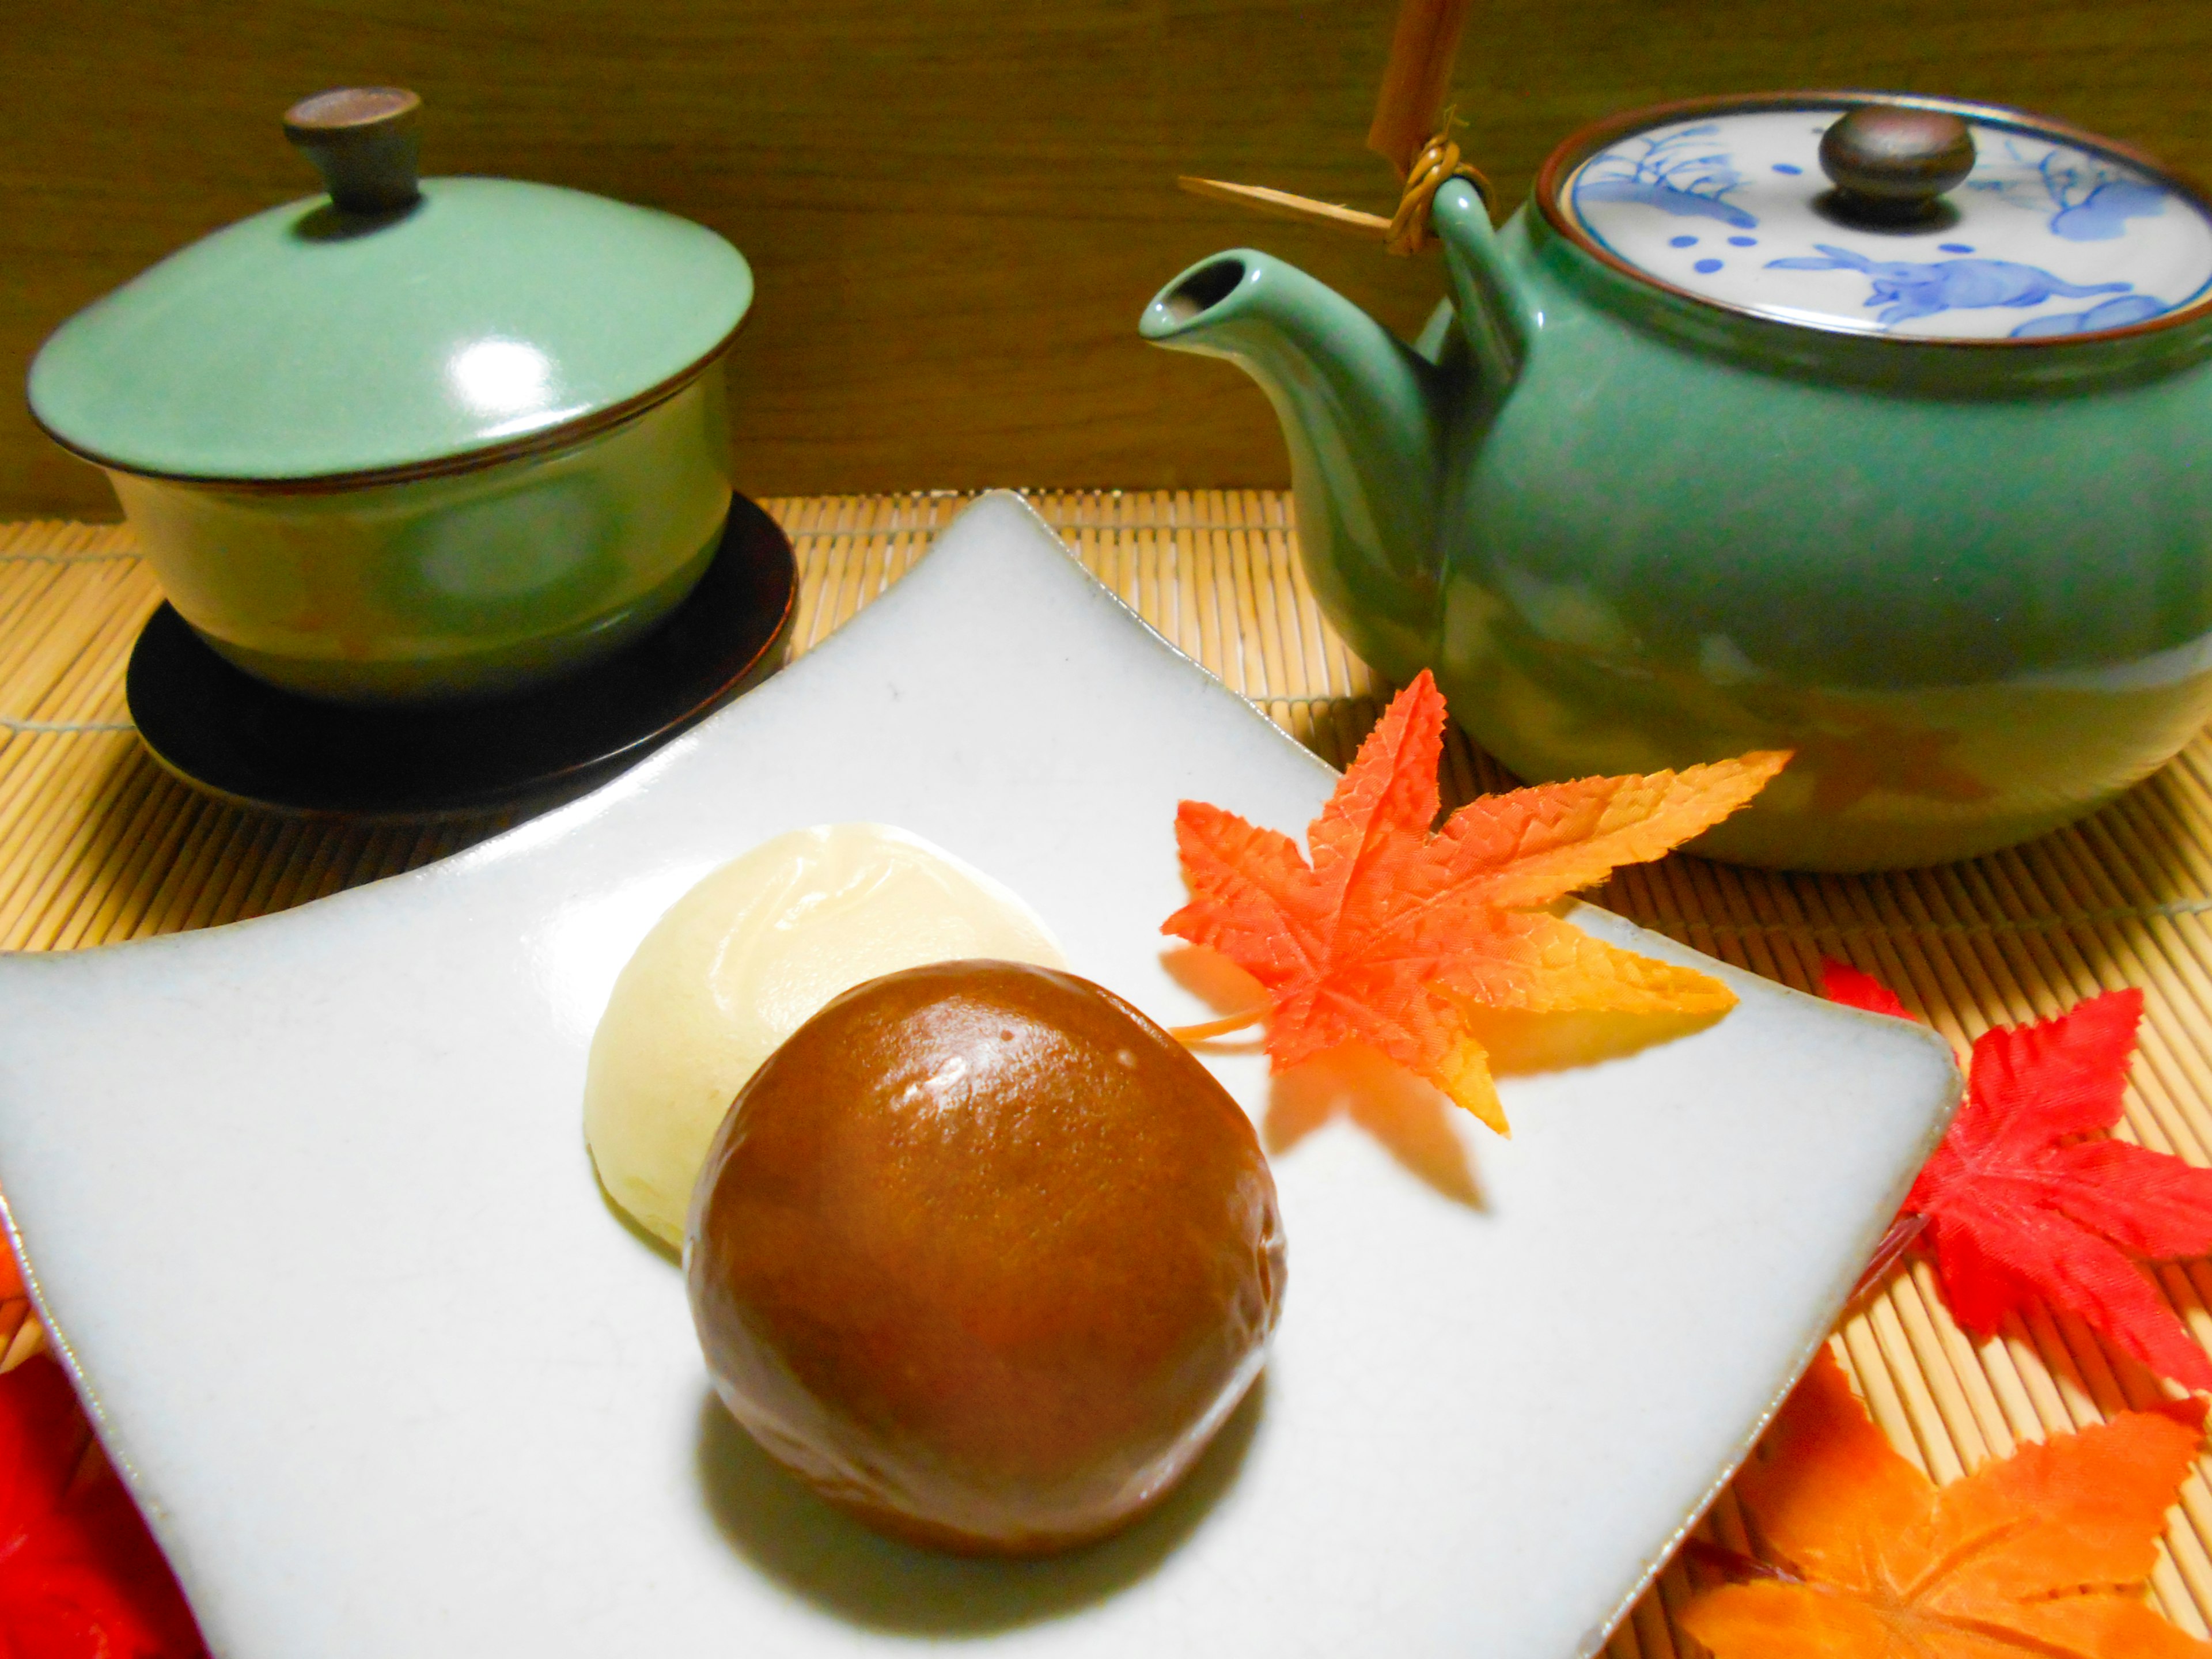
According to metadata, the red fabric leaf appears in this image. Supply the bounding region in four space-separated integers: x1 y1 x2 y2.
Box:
1944 990 2142 1146
0 1355 206 1659
0 1240 39 1369
1823 964 2212 1390
2054 1138 2212 1257
1819 960 1911 1020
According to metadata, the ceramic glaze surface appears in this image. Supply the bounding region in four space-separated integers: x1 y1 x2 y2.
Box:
1566 107 2212 339
1440 202 2212 869
1143 94 2212 870
0 495 1956 1658
29 177 752 481
108 367 733 703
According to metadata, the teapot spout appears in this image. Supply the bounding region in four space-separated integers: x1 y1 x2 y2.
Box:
1141 251 1453 681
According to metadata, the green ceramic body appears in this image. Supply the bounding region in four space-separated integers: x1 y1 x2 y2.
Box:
29 175 753 706
108 364 732 704
1143 181 2212 870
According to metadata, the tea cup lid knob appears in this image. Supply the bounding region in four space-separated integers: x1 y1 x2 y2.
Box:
283 88 422 215
1819 104 1975 222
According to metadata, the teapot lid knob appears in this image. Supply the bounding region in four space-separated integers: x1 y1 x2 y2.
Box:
1819 104 1976 224
284 87 422 215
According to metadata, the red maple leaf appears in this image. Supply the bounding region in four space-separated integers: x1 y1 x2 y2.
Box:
1820 960 1911 1022
1824 960 2212 1389
0 1243 40 1369
0 1354 206 1658
1164 671 1788 1132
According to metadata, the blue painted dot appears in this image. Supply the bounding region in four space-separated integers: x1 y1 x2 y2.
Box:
1728 235 1757 247
1694 257 1724 274
1939 243 1975 253
1774 163 1804 175
1669 234 1698 248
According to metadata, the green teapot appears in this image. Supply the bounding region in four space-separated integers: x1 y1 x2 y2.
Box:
1143 93 2212 870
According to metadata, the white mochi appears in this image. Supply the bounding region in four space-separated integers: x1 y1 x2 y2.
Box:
583 824 1065 1247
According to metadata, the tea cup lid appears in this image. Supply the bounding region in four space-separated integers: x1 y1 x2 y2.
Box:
28 89 752 486
1540 93 2212 343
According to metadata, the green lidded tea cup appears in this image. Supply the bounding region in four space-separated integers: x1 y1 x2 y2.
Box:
28 88 753 705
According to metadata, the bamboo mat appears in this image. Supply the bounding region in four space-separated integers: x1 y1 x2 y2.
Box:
9 490 2212 1654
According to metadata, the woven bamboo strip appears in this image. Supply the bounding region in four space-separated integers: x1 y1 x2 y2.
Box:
0 740 157 948
0 521 135 559
115 790 230 942
256 814 358 920
0 694 116 831
0 565 141 722
0 734 120 926
29 747 166 950
1191 522 1229 681
187 811 284 933
0 567 80 694
7 496 2212 1651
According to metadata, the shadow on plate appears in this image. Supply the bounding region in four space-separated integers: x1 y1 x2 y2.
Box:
597 1171 683 1261
1161 945 1491 1205
1463 1004 1732 1077
693 1373 1267 1635
1165 944 1729 1206
1267 1044 1488 1208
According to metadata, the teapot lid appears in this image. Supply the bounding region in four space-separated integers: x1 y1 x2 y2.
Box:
28 89 752 485
1540 93 2212 343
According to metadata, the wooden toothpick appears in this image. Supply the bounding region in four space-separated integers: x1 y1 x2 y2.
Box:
1173 0 1482 253
1175 177 1391 240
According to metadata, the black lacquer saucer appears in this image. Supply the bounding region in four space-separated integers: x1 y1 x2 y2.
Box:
126 493 797 821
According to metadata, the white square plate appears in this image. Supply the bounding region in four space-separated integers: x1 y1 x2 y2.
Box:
0 494 1957 1658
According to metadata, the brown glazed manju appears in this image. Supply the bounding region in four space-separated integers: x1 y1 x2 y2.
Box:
685 959 1285 1554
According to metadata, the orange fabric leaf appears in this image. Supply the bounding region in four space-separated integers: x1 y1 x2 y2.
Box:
1162 672 1788 1132
1681 1346 2212 1659
1434 762 1788 913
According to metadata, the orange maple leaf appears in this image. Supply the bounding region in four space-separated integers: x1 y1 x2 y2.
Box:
1682 1346 2212 1658
1162 671 1789 1133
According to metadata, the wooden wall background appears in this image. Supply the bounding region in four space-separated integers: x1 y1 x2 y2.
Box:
3 1 2206 516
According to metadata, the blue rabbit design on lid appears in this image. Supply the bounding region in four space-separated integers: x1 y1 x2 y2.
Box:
2050 177 2167 242
1559 107 2211 341
1764 244 2134 327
